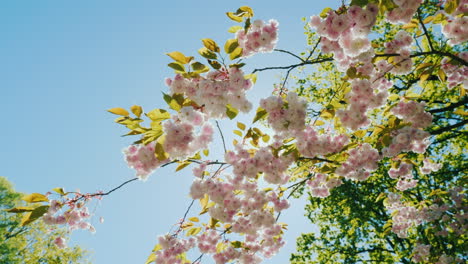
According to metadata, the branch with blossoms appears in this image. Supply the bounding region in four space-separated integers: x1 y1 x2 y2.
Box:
7 1 468 263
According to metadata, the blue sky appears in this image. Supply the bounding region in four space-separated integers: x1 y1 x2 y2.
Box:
1 1 340 263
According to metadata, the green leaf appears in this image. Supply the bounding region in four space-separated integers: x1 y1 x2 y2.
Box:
4 206 35 213
229 47 243 60
166 51 193 64
228 25 242 33
350 0 368 7
226 12 243 22
145 254 157 264
155 141 169 161
231 241 243 248
226 104 239 119
203 149 209 156
244 73 257 84
198 47 217 60
191 62 209 73
21 205 50 226
130 105 143 118
202 38 220 53
146 109 171 122
233 130 243 137
108 107 129 116
224 39 239 54
236 6 254 17
186 227 202 236
444 0 458 14
168 62 185 72
22 193 49 203
208 60 222 70
52 187 66 196
237 122 246 131
253 107 268 123
175 162 191 172
320 7 333 18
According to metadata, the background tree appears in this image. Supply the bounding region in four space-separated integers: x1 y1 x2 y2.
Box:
0 176 90 264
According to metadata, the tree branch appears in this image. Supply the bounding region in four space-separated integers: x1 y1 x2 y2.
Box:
429 96 467 114
430 120 468 135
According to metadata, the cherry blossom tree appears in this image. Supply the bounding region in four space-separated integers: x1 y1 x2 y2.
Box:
7 0 467 263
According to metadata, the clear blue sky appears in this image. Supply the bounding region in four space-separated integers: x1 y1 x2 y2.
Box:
1 1 340 263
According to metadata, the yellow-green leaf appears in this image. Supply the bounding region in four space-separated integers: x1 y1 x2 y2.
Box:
21 205 50 226
314 120 325 126
191 62 209 73
22 193 49 203
202 38 220 53
198 47 217 60
228 25 242 33
155 140 169 161
108 107 130 116
320 7 332 18
244 73 257 84
226 104 239 120
4 206 35 213
229 47 243 60
145 254 157 264
166 51 193 64
189 217 199 222
226 12 243 22
423 16 434 24
253 107 268 123
262 134 270 143
233 130 243 137
237 122 246 131
321 109 335 119
186 227 202 236
168 62 185 72
175 162 191 172
208 60 221 70
203 149 209 156
52 187 66 196
130 105 143 118
237 6 254 17
224 39 239 54
146 109 170 122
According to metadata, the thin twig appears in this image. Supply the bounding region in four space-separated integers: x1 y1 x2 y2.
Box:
216 121 227 154
274 49 305 62
417 10 434 52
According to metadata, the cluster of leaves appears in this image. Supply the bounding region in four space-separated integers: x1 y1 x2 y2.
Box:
1 177 89 264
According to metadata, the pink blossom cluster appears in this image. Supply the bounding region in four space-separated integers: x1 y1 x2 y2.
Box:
309 4 380 71
310 5 377 55
335 143 380 181
421 158 442 174
43 200 94 233
382 127 430 157
391 101 433 129
337 79 388 130
123 141 168 180
166 67 253 118
442 16 468 46
411 244 431 263
225 146 294 185
54 237 67 249
197 230 219 253
236 19 279 58
188 173 289 263
440 56 468 89
384 31 414 75
259 92 307 137
154 235 196 264
385 193 425 238
386 0 423 24
388 163 418 191
307 173 343 198
296 126 349 158
163 108 214 159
